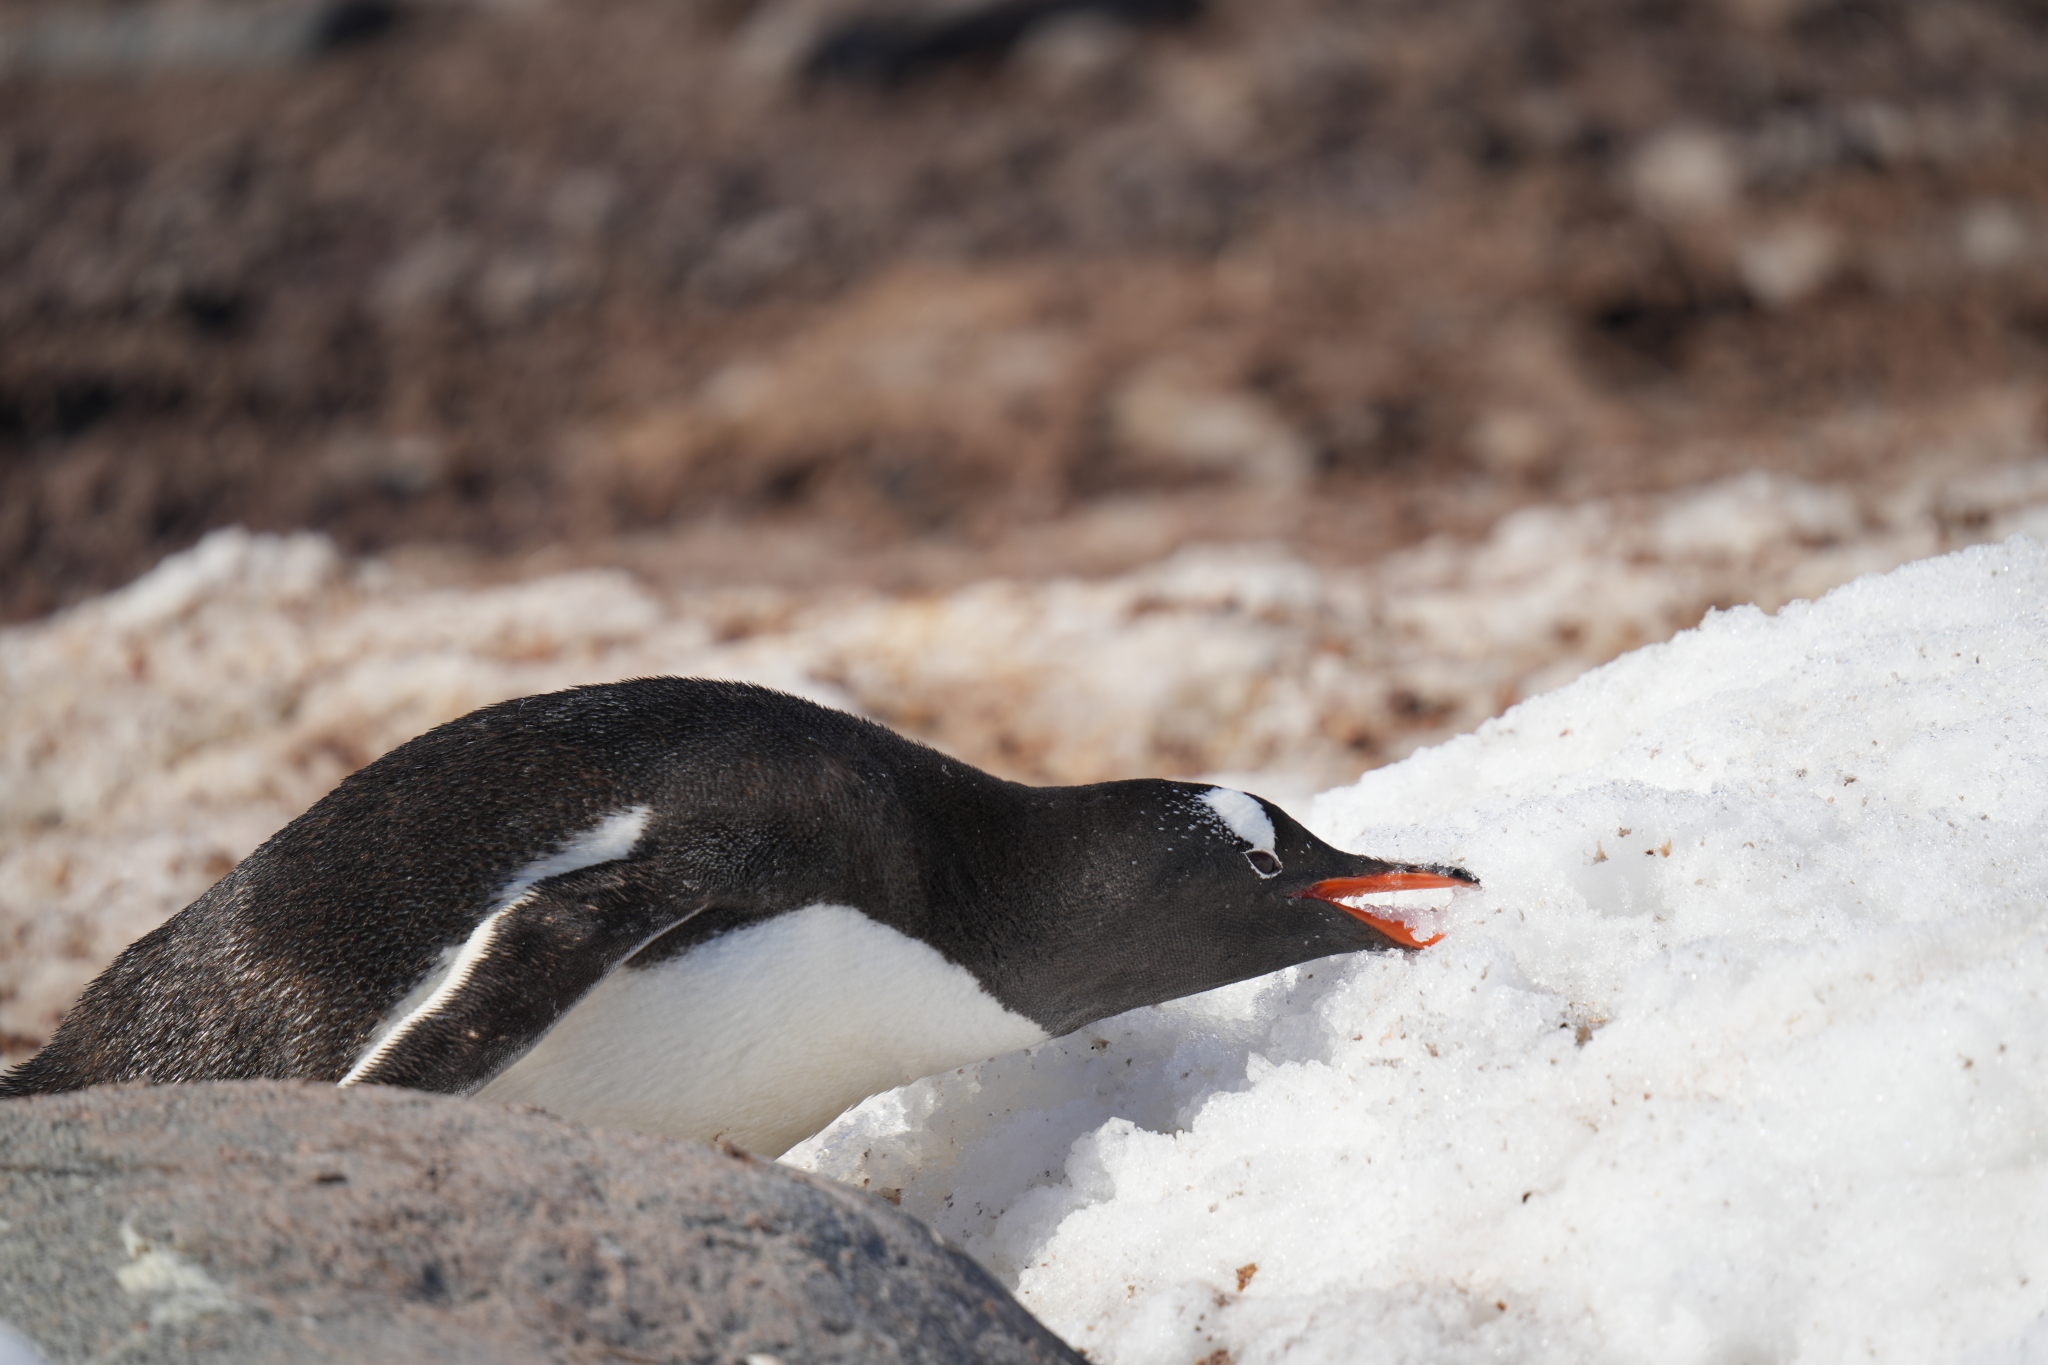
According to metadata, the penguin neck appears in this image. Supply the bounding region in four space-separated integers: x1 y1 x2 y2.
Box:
918 777 1207 1037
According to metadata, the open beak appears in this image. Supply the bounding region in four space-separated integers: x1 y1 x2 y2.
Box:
1293 869 1478 949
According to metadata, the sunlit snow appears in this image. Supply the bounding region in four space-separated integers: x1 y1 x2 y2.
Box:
790 537 2048 1364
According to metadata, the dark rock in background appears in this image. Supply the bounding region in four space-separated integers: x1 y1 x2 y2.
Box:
803 0 1204 87
0 1081 1084 1365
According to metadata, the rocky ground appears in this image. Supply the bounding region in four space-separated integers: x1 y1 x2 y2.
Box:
0 1080 1081 1363
4 0 2046 619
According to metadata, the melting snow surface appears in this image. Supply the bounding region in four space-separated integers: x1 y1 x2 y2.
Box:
790 537 2048 1364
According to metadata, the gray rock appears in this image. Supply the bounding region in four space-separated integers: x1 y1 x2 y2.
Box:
0 1082 1084 1365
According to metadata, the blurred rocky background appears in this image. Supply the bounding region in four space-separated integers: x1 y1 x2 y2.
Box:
5 0 2046 618
5 0 2048 1059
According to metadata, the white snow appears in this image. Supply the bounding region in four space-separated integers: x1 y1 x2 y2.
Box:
789 536 2048 1364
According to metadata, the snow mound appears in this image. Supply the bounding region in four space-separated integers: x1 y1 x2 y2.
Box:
790 537 2048 1364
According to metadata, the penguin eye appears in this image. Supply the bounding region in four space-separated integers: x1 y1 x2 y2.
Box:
1245 849 1282 878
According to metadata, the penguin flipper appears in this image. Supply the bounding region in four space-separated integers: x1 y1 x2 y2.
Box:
340 863 698 1096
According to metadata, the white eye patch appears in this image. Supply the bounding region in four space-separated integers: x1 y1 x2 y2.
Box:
1201 787 1276 851
1201 788 1281 877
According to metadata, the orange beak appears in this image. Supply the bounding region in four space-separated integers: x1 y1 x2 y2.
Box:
1293 870 1477 949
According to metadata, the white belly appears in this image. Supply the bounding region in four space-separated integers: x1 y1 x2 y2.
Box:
475 903 1051 1157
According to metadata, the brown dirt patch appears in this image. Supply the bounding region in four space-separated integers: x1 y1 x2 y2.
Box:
3 0 2046 617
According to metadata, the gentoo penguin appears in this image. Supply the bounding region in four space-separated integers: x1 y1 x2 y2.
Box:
0 679 1474 1156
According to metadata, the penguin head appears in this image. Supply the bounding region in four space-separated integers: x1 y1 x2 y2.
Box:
1011 781 1477 1036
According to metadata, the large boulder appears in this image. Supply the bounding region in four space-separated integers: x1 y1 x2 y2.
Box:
0 1081 1083 1365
